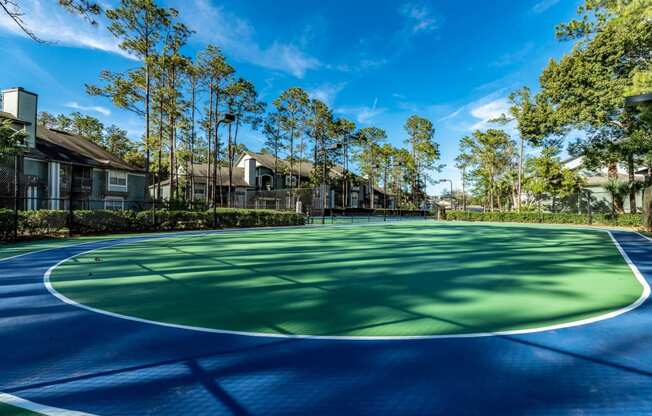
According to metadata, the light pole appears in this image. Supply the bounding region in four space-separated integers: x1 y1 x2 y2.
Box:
439 179 453 211
212 113 235 227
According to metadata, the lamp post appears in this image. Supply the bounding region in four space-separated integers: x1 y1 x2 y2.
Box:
439 179 453 211
212 113 235 227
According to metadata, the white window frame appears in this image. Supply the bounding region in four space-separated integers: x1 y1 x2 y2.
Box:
107 170 128 192
104 197 125 211
285 175 297 187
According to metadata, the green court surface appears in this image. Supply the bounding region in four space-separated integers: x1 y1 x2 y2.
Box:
0 402 39 416
50 222 644 337
0 232 179 261
0 236 122 261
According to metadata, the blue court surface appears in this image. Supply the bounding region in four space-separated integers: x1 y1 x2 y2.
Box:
1 226 652 415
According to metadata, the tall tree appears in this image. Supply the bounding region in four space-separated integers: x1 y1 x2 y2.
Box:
224 78 265 205
198 45 234 206
306 99 335 188
68 112 104 144
332 118 356 207
273 87 309 190
263 111 286 189
493 87 554 211
404 115 440 205
37 112 57 129
540 0 652 213
455 151 473 211
104 125 134 158
183 59 202 202
356 127 386 209
159 22 191 200
88 0 176 201
459 129 515 212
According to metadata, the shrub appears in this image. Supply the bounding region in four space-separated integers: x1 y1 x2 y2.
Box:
445 211 642 227
20 210 68 235
0 209 15 240
0 208 306 242
72 210 136 235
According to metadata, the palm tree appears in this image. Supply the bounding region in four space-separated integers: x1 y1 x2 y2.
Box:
605 178 628 215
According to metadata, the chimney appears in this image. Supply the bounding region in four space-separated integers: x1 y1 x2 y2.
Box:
2 88 37 148
244 156 257 187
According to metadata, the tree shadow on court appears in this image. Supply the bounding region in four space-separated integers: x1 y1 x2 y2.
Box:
1 227 652 414
49 224 641 337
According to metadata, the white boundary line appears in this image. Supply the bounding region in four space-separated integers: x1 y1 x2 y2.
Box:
635 231 652 243
41 228 651 341
0 219 422 264
0 392 96 416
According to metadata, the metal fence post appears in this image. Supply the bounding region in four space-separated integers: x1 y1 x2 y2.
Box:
68 195 74 237
13 154 19 240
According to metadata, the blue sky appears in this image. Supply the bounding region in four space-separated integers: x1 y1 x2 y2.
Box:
0 0 582 194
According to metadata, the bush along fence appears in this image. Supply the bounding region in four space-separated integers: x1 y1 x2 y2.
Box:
444 210 642 228
0 208 306 241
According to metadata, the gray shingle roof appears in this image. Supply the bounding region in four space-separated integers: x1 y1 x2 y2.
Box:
34 126 144 173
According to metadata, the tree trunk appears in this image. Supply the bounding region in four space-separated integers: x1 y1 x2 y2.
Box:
628 155 637 214
207 86 214 206
189 80 196 205
517 136 524 212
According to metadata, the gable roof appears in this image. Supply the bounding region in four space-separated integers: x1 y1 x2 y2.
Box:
237 151 393 195
0 111 30 125
30 126 144 173
243 151 315 177
185 165 252 188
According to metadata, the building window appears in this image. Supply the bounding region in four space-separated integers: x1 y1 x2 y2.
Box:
194 186 206 200
108 170 128 191
104 197 124 211
284 175 297 187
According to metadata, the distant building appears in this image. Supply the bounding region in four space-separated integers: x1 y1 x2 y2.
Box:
0 87 146 211
564 156 645 212
156 150 396 210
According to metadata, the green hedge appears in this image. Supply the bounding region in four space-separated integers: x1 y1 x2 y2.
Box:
0 208 305 241
445 211 642 227
0 209 14 240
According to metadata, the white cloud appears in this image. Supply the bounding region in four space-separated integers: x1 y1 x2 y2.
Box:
469 98 510 130
336 98 386 124
65 101 111 116
399 3 438 34
532 0 561 13
0 0 135 59
308 83 346 106
176 0 320 78
438 107 464 122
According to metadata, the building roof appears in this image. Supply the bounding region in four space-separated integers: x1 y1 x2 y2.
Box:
0 111 30 125
29 126 144 173
244 151 315 177
584 173 646 187
235 151 394 195
183 165 252 188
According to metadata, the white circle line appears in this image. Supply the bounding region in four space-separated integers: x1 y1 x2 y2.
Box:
0 392 96 416
43 228 651 341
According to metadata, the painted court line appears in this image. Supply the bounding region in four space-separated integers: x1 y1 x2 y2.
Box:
0 392 96 416
42 228 651 341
